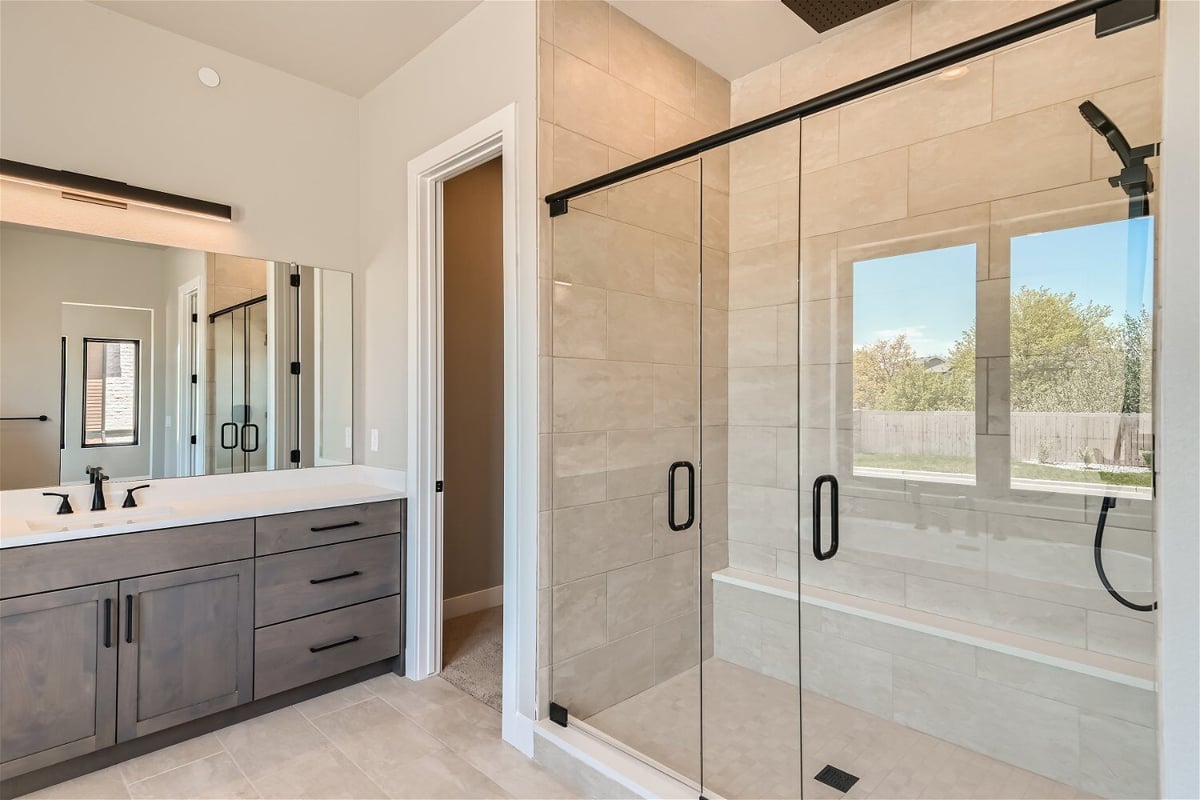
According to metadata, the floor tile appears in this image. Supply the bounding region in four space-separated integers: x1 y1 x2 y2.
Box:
126 752 257 800
117 733 225 785
372 750 509 800
19 767 130 800
250 745 386 800
216 707 330 780
296 683 377 721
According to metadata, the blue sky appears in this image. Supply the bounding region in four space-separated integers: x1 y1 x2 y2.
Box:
852 218 1155 358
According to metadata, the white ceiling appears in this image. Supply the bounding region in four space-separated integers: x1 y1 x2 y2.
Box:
92 0 482 97
611 0 820 81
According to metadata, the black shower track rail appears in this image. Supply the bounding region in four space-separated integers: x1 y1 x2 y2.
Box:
545 0 1152 216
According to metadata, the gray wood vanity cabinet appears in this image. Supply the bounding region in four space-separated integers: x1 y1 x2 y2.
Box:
0 584 118 780
0 498 405 783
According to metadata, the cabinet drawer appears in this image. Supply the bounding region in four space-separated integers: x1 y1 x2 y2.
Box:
254 595 400 699
255 500 404 556
0 520 254 599
255 534 401 627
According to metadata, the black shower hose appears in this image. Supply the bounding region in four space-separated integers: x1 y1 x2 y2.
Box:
1094 496 1157 612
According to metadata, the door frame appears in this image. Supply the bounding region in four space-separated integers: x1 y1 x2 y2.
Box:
176 278 206 477
406 103 538 751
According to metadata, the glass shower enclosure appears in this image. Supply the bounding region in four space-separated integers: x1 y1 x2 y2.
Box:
548 11 1161 800
209 297 269 474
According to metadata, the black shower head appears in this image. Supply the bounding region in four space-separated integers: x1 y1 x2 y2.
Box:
1079 100 1134 168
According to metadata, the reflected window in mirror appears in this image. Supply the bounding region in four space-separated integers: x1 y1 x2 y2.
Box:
82 338 140 447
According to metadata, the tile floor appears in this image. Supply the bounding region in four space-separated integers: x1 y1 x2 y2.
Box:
586 659 1099 800
21 675 582 800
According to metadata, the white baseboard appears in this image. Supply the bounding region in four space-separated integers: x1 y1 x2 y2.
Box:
444 584 503 619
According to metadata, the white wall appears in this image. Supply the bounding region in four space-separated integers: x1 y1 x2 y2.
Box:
358 0 538 470
1157 1 1200 797
0 0 364 457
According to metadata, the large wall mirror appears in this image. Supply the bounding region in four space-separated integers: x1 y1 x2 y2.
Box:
0 222 353 490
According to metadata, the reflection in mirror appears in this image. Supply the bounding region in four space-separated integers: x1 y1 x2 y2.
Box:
0 222 353 490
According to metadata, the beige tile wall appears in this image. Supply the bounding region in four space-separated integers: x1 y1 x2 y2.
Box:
537 0 731 724
725 0 1163 672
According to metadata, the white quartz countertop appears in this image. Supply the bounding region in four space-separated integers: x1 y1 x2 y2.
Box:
1 472 405 549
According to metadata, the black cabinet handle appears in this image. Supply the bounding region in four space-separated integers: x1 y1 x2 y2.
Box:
309 570 362 585
103 598 112 648
310 520 361 533
309 635 360 653
220 422 238 450
812 474 839 561
240 423 260 453
124 594 135 643
667 461 696 532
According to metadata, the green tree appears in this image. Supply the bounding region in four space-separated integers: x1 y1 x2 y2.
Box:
853 334 917 409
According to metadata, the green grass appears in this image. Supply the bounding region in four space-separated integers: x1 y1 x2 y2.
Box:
854 452 1151 487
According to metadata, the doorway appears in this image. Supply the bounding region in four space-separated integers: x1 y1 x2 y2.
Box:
439 157 505 711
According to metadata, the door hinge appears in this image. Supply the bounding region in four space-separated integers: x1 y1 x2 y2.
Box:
190 374 197 384
290 273 301 288
191 312 198 323
435 480 444 493
290 362 301 375
190 434 197 445
290 449 301 464
548 702 568 727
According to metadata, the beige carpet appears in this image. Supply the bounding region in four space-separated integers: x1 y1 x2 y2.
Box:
441 605 503 711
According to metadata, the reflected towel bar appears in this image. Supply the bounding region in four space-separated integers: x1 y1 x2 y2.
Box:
0 415 49 421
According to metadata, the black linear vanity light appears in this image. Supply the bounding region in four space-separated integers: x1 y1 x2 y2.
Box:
0 159 233 221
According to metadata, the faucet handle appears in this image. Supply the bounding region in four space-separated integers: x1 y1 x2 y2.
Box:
122 485 150 509
42 492 73 515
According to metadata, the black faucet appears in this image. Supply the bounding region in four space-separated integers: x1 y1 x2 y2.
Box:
86 466 109 511
42 492 73 515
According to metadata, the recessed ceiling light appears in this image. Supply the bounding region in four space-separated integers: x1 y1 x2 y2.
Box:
937 66 969 81
198 67 220 88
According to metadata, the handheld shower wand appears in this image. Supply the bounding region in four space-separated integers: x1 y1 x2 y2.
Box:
1078 100 1159 613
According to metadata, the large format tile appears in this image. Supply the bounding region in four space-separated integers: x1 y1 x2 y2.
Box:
216 708 328 780
892 657 1080 786
552 574 607 661
127 753 257 800
554 48 655 158
906 575 1088 647
909 101 1093 215
552 358 652 432
992 17 1162 120
309 697 447 785
609 8 696 118
1078 713 1158 800
552 629 655 717
552 495 653 583
251 745 385 800
117 734 225 786
606 550 697 639
21 768 130 800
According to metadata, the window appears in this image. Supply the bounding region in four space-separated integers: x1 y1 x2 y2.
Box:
83 338 139 447
851 244 977 481
1009 218 1153 495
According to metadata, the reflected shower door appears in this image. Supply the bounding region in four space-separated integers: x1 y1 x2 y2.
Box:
548 159 706 787
209 309 237 475
794 20 1160 800
243 301 269 472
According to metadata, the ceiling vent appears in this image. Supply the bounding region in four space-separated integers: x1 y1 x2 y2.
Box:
780 0 900 33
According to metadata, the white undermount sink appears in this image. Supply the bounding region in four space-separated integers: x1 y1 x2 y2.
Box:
25 506 177 533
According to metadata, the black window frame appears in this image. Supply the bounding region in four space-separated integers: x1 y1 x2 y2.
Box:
81 336 141 448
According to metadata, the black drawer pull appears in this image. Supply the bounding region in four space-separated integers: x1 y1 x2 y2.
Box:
124 594 135 644
310 520 361 533
103 598 112 648
309 635 360 653
309 570 362 585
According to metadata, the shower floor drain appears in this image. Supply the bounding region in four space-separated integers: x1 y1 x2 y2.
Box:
814 764 859 793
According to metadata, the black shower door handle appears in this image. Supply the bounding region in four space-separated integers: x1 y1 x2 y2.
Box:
220 422 239 450
668 461 695 532
240 423 259 453
813 474 839 561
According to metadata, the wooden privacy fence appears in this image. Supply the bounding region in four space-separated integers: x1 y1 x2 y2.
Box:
855 410 1153 465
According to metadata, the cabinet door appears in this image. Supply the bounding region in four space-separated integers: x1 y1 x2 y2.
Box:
0 583 118 779
117 560 253 742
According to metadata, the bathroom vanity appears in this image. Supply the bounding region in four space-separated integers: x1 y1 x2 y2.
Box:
0 484 405 791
